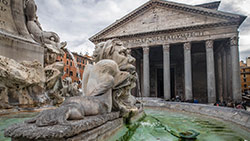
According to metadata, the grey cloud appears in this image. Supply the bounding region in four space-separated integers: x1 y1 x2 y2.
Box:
240 49 250 61
35 0 250 57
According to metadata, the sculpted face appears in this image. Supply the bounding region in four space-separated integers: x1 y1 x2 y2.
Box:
111 40 135 72
92 42 105 62
93 39 137 88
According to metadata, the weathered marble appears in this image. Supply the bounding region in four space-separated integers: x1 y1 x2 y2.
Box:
184 42 193 101
0 56 46 107
163 44 170 100
0 0 44 65
24 0 66 49
0 0 67 108
206 40 216 103
4 112 120 140
230 36 242 102
143 47 150 97
4 39 140 140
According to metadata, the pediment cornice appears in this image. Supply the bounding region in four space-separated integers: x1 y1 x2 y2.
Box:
92 21 238 43
90 0 246 42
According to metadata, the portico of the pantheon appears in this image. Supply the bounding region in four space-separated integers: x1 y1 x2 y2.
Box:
90 0 246 103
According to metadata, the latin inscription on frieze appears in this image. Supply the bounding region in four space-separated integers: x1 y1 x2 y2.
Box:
0 0 17 33
125 31 205 46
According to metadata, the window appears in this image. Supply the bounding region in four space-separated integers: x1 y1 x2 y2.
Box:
244 84 247 88
77 58 81 63
76 73 78 77
82 59 85 64
70 62 72 66
243 69 246 72
66 54 70 59
66 68 69 74
244 74 246 77
61 59 62 61
70 71 73 76
67 61 69 65
78 64 81 69
244 78 247 82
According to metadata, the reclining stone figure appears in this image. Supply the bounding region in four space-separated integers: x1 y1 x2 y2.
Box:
25 39 139 126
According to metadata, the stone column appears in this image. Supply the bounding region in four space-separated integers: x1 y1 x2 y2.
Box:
206 40 216 103
163 44 171 100
143 47 150 97
184 42 193 101
230 36 242 102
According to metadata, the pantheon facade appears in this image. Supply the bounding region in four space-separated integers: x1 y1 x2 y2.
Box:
90 0 246 103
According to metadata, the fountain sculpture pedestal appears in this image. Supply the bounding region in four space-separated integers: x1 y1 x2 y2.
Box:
0 0 44 65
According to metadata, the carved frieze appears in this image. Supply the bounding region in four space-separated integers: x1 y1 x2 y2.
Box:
124 31 204 46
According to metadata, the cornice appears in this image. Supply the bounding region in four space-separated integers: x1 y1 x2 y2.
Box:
195 1 221 10
89 0 246 42
91 21 239 43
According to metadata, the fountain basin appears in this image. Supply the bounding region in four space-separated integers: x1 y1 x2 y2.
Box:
115 107 250 141
142 98 250 129
2 98 250 141
107 98 250 141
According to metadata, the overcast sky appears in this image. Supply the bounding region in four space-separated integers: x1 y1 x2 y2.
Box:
35 0 250 61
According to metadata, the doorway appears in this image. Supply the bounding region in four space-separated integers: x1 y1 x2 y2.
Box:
157 68 163 98
170 68 175 99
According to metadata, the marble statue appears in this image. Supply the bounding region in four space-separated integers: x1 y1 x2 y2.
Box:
0 0 69 108
0 56 46 108
24 0 66 49
90 39 138 116
24 0 68 105
4 0 141 138
61 77 80 97
22 39 139 127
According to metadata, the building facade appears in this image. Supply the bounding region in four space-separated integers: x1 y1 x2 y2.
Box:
240 58 250 94
90 0 246 103
57 49 93 87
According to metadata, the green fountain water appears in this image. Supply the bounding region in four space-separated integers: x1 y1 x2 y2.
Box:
1 108 250 141
0 112 38 141
114 108 250 141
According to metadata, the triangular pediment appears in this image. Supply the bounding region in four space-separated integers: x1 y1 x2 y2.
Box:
90 0 246 42
102 6 228 39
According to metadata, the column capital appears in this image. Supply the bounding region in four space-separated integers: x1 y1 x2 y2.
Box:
184 42 191 50
206 40 214 49
230 36 239 46
143 47 149 54
163 44 170 52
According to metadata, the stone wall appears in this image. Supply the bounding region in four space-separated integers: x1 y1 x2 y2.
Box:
0 33 44 65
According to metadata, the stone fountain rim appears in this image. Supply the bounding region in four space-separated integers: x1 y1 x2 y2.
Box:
142 98 250 130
